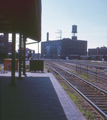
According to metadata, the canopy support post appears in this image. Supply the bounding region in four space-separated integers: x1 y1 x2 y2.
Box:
18 34 22 79
10 32 16 86
23 37 26 76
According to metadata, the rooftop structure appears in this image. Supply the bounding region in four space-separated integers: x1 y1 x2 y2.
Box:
72 25 77 40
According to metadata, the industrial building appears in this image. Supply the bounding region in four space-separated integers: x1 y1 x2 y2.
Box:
0 33 36 61
88 46 107 61
0 33 12 62
16 48 36 60
41 25 87 59
88 46 107 55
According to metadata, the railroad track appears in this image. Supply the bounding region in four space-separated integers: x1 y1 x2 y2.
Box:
46 61 107 120
64 61 107 79
49 60 107 85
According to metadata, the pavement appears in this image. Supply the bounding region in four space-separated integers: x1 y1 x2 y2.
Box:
0 71 86 120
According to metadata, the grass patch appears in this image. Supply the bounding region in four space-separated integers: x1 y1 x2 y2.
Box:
85 110 94 120
90 79 94 82
60 82 68 90
67 91 82 104
69 70 75 73
77 104 84 114
60 82 95 119
54 74 60 78
73 72 79 75
67 91 95 119
81 74 88 79
44 65 47 68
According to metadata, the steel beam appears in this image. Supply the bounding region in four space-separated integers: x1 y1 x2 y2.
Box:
18 34 22 79
23 37 26 76
26 42 38 45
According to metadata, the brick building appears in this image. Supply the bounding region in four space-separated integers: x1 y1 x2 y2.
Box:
0 33 8 61
41 38 87 59
88 46 107 61
88 46 107 55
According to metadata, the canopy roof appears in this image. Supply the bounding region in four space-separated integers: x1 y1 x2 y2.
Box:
0 0 41 42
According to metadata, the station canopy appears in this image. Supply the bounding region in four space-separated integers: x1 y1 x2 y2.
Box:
0 0 41 42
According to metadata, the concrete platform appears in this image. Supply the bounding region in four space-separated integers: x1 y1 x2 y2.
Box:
0 72 86 120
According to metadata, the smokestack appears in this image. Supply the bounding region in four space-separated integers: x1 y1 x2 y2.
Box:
47 32 49 41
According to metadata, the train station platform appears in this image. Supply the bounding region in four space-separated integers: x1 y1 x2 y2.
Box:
0 72 86 120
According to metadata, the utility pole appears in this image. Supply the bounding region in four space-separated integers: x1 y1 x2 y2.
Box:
55 30 62 40
38 42 39 60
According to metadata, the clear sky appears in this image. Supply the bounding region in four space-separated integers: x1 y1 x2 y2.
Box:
9 0 107 53
41 0 107 51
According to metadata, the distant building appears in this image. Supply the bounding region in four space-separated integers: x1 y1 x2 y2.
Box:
26 48 35 58
17 48 35 59
88 46 107 55
0 33 8 61
35 53 41 58
88 46 107 61
41 25 87 59
8 42 12 53
41 38 87 59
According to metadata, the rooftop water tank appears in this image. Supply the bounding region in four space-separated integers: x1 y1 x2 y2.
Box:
72 25 77 33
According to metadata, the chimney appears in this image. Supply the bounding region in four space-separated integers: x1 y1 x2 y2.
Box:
47 32 49 41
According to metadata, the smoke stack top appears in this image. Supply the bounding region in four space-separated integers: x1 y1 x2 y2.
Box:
47 32 49 41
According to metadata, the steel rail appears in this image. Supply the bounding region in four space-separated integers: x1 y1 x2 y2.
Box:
47 63 107 119
66 61 107 69
48 62 107 94
76 66 107 80
60 61 107 81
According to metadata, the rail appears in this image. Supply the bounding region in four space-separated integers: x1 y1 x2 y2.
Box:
47 63 107 119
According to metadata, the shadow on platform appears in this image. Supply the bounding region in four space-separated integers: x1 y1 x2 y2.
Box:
0 76 67 120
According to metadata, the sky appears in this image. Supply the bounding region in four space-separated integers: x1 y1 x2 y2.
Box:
9 0 107 53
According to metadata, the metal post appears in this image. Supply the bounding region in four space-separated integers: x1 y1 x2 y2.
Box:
80 64 81 74
23 37 26 76
18 34 22 79
87 65 88 77
96 67 97 80
76 63 77 72
10 32 16 86
37 42 39 72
